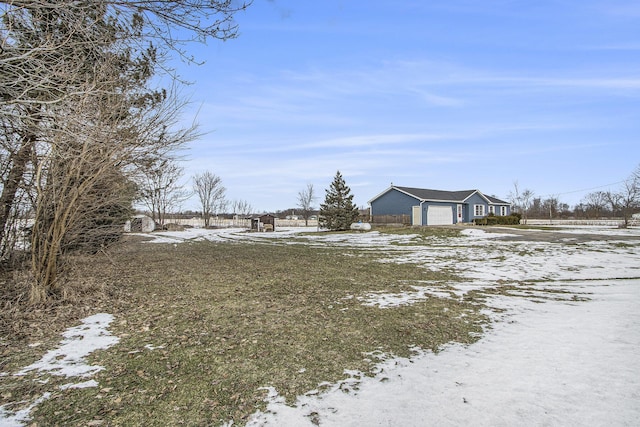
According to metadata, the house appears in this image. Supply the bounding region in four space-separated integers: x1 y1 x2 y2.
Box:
368 185 511 226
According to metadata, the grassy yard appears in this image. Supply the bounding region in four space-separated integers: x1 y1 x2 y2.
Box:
1 229 488 426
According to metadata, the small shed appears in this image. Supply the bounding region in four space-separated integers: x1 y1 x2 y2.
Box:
251 214 276 232
124 215 156 233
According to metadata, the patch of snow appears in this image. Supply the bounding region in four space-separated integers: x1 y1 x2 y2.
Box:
59 380 99 390
1 314 119 426
358 284 452 308
0 393 50 427
460 228 518 239
16 313 119 378
144 344 165 351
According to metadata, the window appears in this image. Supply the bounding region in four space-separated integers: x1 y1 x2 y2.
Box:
474 204 485 216
488 205 495 215
500 206 507 216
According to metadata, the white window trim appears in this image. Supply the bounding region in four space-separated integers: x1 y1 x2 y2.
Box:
500 206 507 216
474 204 485 217
488 205 495 215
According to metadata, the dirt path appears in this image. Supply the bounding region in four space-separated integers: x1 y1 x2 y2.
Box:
479 226 640 243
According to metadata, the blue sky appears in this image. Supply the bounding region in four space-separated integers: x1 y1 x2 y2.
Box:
175 0 639 213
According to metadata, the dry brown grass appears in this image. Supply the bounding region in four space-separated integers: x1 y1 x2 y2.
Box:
1 232 487 426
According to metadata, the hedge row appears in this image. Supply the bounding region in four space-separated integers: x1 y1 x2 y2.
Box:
473 213 521 226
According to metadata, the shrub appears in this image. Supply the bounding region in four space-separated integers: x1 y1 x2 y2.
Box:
473 215 521 226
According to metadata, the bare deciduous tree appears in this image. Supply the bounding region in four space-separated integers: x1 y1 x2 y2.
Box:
233 199 254 216
1 1 251 108
28 84 195 302
139 159 190 229
229 199 253 226
580 191 609 219
527 195 573 220
508 181 534 224
604 166 640 228
0 1 250 302
297 183 317 226
193 171 226 228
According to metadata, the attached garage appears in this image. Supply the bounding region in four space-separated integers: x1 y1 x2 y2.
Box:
426 205 453 225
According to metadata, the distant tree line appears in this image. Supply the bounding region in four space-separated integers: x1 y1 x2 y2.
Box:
511 165 640 226
574 165 640 227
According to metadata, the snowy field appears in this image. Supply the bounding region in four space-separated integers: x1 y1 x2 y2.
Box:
248 279 639 427
2 225 639 426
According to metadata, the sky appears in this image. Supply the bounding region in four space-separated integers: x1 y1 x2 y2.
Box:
172 0 640 213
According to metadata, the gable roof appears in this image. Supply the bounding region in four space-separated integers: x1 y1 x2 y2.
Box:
396 186 476 202
484 194 510 204
369 185 509 205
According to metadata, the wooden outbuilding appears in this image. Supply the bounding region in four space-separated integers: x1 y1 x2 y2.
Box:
251 214 276 232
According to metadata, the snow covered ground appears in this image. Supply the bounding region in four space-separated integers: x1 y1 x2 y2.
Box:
2 226 639 426
0 314 119 426
247 279 640 426
231 226 639 426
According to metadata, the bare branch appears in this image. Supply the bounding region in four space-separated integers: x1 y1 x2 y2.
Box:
193 171 226 228
297 183 317 226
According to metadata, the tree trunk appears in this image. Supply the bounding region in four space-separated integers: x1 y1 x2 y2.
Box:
0 132 36 246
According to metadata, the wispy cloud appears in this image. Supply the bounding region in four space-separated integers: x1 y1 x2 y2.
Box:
581 43 640 51
176 1 640 211
592 1 640 18
471 76 640 90
297 133 453 149
200 59 640 135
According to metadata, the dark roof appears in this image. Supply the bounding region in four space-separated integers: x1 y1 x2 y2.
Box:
485 194 510 204
394 186 475 202
392 186 509 204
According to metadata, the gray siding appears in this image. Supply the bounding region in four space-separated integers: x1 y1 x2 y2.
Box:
370 189 418 216
466 193 488 220
466 194 511 219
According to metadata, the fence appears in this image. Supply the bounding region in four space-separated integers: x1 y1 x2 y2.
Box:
524 219 639 227
167 217 319 229
369 217 639 227
370 215 411 225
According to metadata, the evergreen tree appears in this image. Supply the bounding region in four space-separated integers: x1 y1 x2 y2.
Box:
319 171 359 231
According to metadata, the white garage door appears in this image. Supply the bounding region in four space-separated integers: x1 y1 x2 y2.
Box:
427 206 453 225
